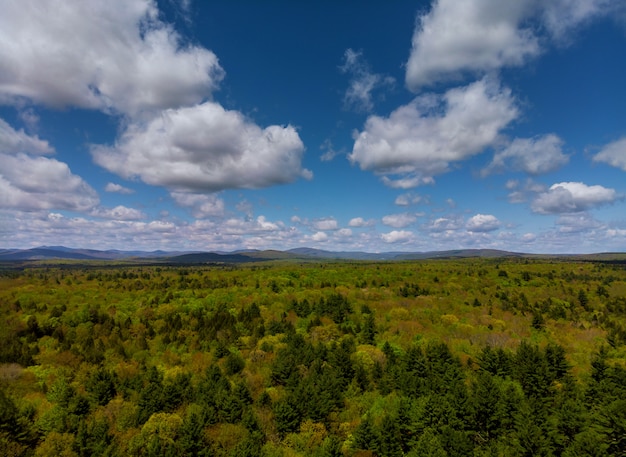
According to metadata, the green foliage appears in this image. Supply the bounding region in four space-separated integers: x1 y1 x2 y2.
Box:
0 258 626 455
86 368 117 406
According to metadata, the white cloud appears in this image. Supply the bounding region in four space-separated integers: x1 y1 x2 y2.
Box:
426 216 464 233
0 119 53 155
382 176 435 189
555 213 603 233
466 214 501 232
606 228 626 238
18 109 40 132
0 153 98 212
593 137 626 171
219 216 285 235
542 0 613 40
382 213 417 228
406 0 539 90
350 78 518 187
482 134 568 175
170 191 225 218
105 182 134 194
381 230 413 243
313 218 339 231
506 178 548 203
337 228 353 237
405 0 613 91
320 139 344 162
531 181 621 214
395 192 424 206
340 48 394 112
91 102 308 192
311 231 329 242
348 217 375 227
0 120 98 212
90 205 146 221
0 0 223 117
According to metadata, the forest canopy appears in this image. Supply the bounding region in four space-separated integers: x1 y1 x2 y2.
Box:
1 258 626 456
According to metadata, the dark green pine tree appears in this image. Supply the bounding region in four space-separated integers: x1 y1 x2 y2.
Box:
545 342 570 382
179 408 209 457
472 371 503 441
597 399 626 456
513 402 554 457
378 414 403 457
361 312 377 345
353 414 380 452
273 397 301 437
86 368 117 407
137 366 165 425
477 345 512 378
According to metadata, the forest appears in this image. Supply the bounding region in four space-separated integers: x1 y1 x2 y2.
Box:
1 257 626 456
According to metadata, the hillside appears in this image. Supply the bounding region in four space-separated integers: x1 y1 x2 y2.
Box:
3 245 626 264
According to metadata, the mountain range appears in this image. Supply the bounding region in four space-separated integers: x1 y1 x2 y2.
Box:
2 245 625 264
0 245 528 262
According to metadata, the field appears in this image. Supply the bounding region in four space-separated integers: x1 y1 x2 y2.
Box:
1 257 626 456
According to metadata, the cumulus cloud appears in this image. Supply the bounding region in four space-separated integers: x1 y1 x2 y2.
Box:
313 218 339 231
340 48 394 112
395 192 425 206
381 230 413 243
0 0 224 117
0 119 53 155
482 134 568 176
170 192 225 218
350 78 518 187
311 231 329 242
90 205 146 221
337 228 353 237
426 216 464 233
91 102 309 192
349 217 375 227
382 213 417 228
406 0 538 90
0 154 98 212
506 178 547 204
531 181 621 214
405 0 613 91
593 137 626 171
555 213 603 233
105 182 134 194
466 214 501 232
0 121 98 212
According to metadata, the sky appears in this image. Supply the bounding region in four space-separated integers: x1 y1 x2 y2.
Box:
1 0 626 254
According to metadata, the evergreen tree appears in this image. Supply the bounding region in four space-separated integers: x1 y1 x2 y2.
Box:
86 368 117 407
361 312 377 345
273 398 301 437
353 414 379 452
378 414 403 457
472 371 502 440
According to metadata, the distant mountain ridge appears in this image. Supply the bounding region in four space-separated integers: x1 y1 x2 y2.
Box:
1 245 625 263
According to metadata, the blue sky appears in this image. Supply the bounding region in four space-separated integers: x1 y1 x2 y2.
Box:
1 0 626 253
